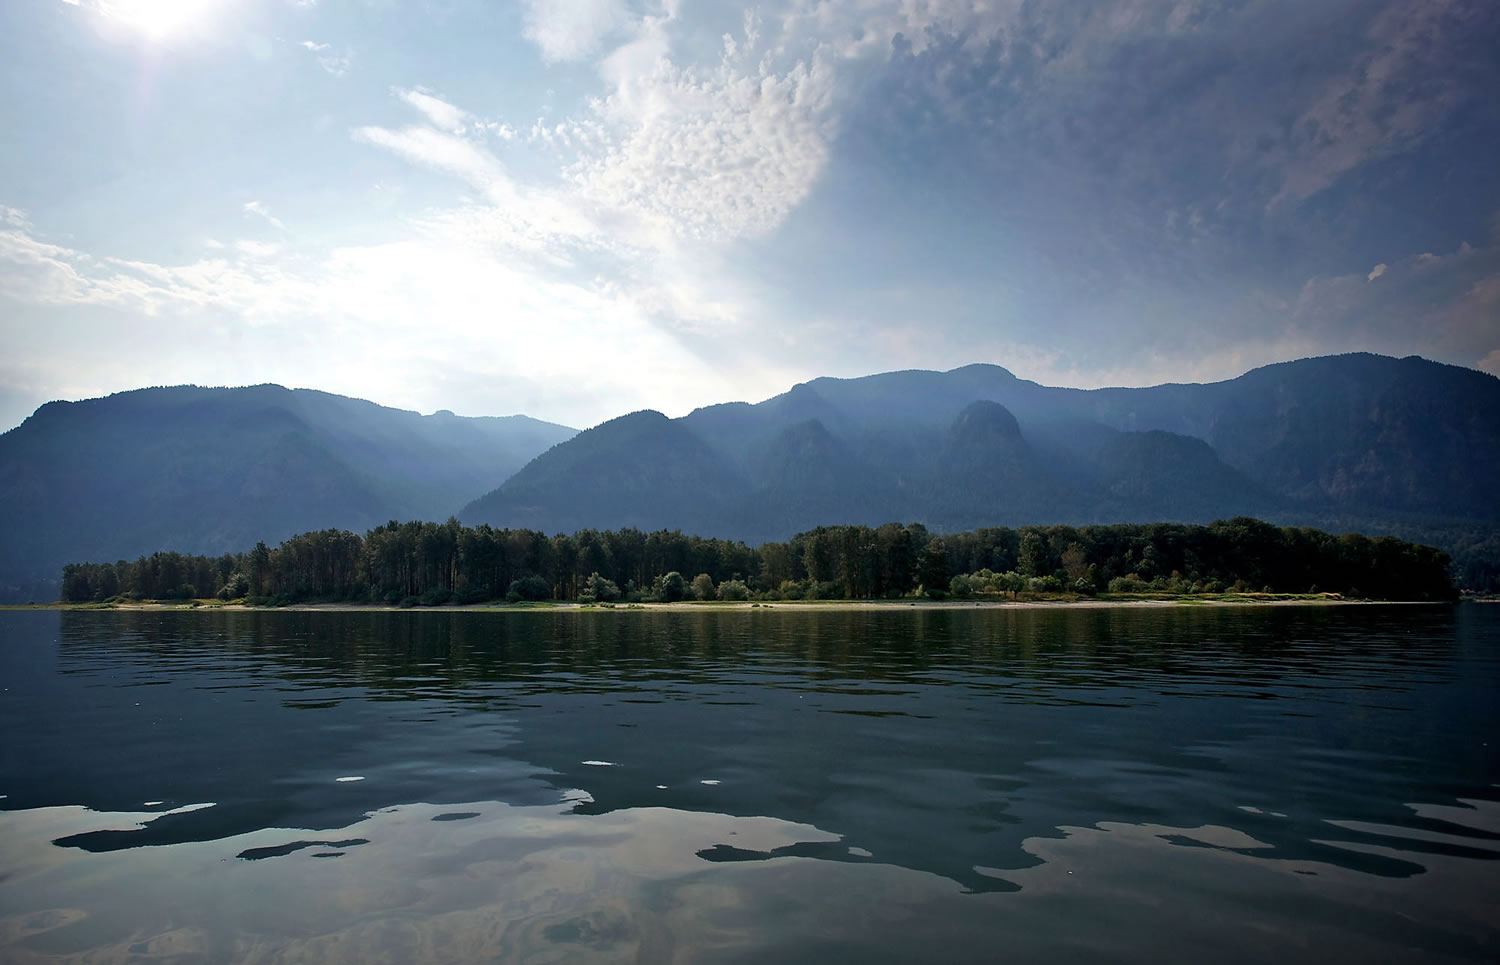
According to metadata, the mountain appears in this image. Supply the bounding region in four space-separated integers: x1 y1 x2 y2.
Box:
460 410 749 536
742 418 912 537
461 354 1500 573
16 353 1500 599
923 401 1080 530
1072 354 1500 517
0 385 574 601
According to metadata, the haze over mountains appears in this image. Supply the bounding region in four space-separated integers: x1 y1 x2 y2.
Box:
3 353 1497 601
0 385 574 601
463 353 1498 536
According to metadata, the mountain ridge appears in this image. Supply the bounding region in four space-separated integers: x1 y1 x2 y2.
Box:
7 353 1500 600
0 384 576 601
460 353 1499 588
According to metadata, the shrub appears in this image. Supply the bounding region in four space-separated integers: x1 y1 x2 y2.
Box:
584 572 620 603
217 572 250 600
716 579 750 601
690 573 715 601
652 571 686 602
507 575 551 602
454 585 491 605
1029 575 1065 593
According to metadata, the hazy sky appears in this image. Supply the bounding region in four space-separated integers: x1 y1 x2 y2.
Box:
3 0 1498 432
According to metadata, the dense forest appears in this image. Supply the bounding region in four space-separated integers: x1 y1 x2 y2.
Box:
58 517 1456 605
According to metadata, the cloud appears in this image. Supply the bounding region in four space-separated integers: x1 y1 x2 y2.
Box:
396 89 472 134
0 219 311 318
522 0 627 63
569 19 838 244
352 125 506 193
298 39 350 76
242 201 285 230
17 1 1497 427
0 209 786 427
1290 236 1500 363
349 5 849 378
235 240 281 257
1268 0 1481 206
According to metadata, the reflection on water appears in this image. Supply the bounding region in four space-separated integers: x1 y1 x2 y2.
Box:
1 606 1497 962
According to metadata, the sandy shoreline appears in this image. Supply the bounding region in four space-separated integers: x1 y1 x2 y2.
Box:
15 597 1446 613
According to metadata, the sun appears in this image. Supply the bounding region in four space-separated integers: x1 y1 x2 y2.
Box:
104 0 224 41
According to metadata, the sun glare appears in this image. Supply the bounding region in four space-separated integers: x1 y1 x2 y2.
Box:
104 0 223 40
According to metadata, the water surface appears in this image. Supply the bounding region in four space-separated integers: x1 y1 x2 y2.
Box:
1 605 1497 962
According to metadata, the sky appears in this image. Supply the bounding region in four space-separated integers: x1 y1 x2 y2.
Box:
2 0 1498 432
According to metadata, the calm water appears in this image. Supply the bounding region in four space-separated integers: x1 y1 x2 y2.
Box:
1 605 1497 963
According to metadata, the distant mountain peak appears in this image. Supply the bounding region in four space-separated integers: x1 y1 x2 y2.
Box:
948 399 1024 445
946 362 1019 380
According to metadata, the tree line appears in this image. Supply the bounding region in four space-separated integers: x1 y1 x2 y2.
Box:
57 516 1456 605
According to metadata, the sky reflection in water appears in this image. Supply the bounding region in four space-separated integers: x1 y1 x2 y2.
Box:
0 605 1496 962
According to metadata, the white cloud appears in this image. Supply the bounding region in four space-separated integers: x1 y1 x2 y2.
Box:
570 21 837 244
341 6 928 393
396 89 472 134
352 125 506 193
22 1 1490 429
235 240 282 257
298 39 350 76
242 201 285 230
0 221 311 318
522 0 628 63
0 210 787 426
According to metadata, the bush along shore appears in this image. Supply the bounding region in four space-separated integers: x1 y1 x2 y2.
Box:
54 517 1457 607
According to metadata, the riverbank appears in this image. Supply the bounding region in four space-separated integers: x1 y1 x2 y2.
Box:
5 594 1450 612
